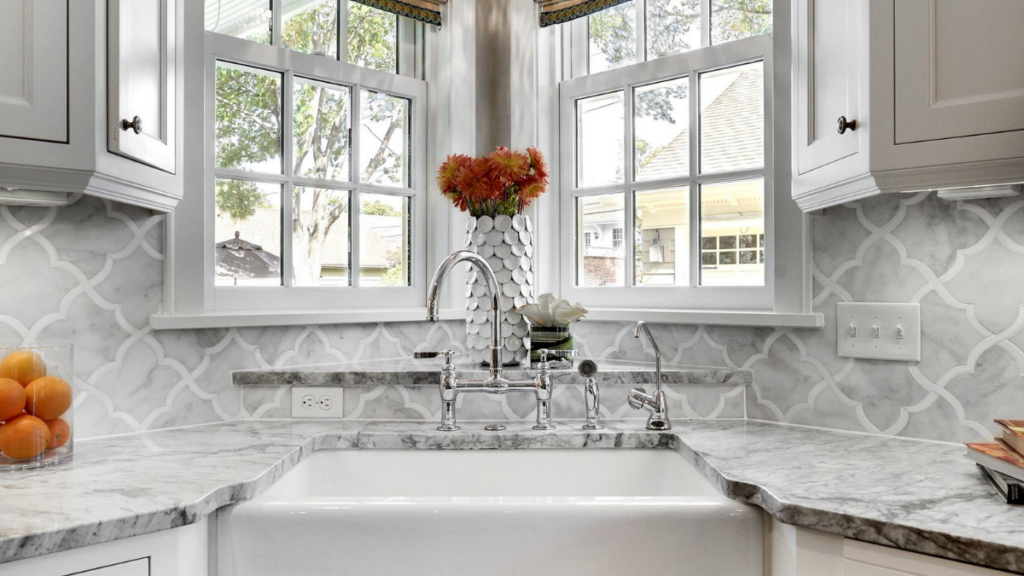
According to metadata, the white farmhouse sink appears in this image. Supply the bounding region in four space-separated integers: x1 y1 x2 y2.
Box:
218 449 762 576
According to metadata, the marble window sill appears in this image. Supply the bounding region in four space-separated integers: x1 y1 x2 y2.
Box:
150 308 824 330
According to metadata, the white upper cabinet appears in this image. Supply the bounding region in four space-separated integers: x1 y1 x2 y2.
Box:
0 0 68 143
108 0 177 173
796 0 859 175
0 0 183 212
894 0 1024 144
792 0 1024 212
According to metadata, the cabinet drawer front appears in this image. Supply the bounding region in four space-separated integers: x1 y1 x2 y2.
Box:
0 0 68 143
796 0 861 174
895 0 1024 144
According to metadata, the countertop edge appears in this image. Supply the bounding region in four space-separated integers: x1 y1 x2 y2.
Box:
1 422 1019 573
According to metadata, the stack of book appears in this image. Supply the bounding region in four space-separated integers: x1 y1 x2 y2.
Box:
966 419 1024 504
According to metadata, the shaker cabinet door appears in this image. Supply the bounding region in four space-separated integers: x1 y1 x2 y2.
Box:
108 0 177 173
895 0 1024 145
0 0 68 143
795 0 860 175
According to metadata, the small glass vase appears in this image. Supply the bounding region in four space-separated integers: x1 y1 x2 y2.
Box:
0 344 74 471
529 325 574 365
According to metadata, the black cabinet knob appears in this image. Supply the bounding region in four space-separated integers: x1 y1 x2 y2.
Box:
837 115 857 135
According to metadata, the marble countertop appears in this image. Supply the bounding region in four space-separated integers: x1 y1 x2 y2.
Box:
232 358 752 387
2 420 1023 573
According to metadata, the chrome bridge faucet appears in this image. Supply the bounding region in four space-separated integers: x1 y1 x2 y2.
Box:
420 250 575 431
627 321 671 430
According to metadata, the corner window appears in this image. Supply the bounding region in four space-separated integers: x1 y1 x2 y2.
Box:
560 4 775 310
202 0 425 312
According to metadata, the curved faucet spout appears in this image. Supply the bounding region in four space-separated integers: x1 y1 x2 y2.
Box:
426 250 503 377
633 321 662 394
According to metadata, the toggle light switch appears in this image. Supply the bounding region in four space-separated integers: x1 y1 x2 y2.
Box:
837 303 921 362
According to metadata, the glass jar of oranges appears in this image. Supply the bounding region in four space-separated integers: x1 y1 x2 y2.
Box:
0 345 73 470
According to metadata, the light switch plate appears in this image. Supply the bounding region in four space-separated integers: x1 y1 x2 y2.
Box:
290 387 345 418
837 302 921 362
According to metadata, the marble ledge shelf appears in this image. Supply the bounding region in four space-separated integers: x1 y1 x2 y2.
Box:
232 358 752 388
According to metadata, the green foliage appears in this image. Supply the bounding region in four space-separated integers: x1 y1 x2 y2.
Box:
712 0 772 43
348 1 398 73
216 180 272 221
589 0 770 126
215 66 281 171
635 139 665 170
362 199 400 216
283 1 339 56
380 248 405 286
215 1 404 283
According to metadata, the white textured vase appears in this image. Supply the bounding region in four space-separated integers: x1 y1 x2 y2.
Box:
465 214 534 366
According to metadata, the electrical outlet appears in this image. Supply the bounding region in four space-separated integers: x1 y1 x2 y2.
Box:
291 387 344 418
837 302 921 362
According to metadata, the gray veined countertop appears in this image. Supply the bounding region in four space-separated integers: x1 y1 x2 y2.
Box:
2 419 1024 573
232 358 753 387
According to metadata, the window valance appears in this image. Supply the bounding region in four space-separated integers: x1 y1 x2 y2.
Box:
353 0 445 27
536 0 631 27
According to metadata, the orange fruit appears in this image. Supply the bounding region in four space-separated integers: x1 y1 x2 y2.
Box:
0 351 47 387
25 377 72 421
0 414 51 459
45 418 70 449
0 378 26 421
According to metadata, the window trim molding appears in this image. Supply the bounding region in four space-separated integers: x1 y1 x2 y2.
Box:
560 35 774 309
202 34 427 311
552 0 821 325
157 0 445 328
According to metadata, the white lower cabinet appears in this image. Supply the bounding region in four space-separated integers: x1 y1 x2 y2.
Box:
766 519 1012 576
1 518 207 576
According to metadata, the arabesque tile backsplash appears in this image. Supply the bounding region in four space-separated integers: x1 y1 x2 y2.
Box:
2 192 1023 442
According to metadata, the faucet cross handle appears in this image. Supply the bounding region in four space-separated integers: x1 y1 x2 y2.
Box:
539 349 576 363
414 350 457 365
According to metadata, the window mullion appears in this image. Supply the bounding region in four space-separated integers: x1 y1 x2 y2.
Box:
350 84 363 288
700 0 711 47
624 83 636 288
282 70 295 288
688 73 700 288
636 0 647 62
338 0 349 64
272 0 283 46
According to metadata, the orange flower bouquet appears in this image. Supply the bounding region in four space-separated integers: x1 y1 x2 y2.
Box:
437 146 549 217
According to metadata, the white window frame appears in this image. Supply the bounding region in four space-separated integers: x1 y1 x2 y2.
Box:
203 32 426 311
157 0 432 328
561 33 773 309
549 0 820 326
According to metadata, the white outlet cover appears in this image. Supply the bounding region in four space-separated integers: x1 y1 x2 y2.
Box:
837 302 921 362
291 387 345 418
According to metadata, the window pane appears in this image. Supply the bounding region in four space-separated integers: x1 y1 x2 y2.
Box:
711 0 772 45
700 178 764 286
215 180 282 287
360 194 410 287
577 194 625 287
635 188 690 286
293 187 350 286
634 77 689 181
293 78 351 181
359 90 409 187
577 91 624 188
588 1 637 74
283 0 339 57
699 61 763 173
205 0 271 43
647 0 701 59
348 1 398 73
216 63 282 173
